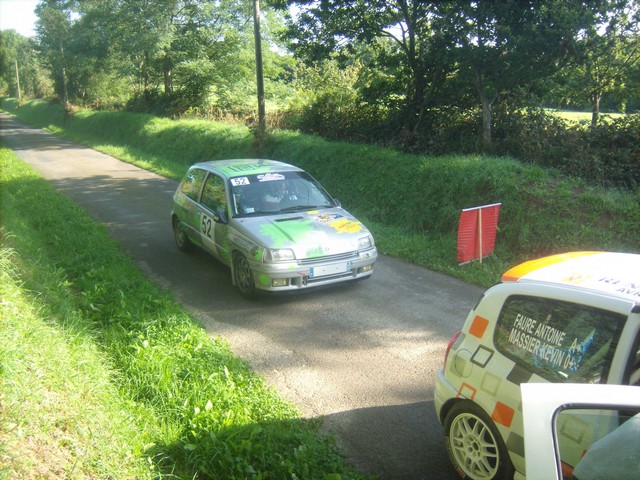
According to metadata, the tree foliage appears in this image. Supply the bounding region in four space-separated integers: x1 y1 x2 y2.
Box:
552 0 640 125
27 0 293 115
0 0 638 179
276 0 633 145
0 29 53 99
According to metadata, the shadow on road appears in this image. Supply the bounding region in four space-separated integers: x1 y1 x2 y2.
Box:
321 400 458 480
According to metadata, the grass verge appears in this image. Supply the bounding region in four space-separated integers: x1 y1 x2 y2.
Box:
1 97 638 290
0 144 366 479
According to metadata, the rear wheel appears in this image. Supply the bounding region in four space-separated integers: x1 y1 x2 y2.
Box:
173 216 192 252
234 253 255 297
443 401 514 480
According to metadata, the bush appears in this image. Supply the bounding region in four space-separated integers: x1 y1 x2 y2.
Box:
475 107 640 189
283 92 640 190
587 115 640 188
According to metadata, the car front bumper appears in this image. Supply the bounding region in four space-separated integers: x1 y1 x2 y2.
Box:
248 248 377 292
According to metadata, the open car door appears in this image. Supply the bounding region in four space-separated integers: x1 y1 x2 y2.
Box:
521 383 640 480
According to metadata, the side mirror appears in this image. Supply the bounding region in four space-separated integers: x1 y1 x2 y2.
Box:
213 208 228 224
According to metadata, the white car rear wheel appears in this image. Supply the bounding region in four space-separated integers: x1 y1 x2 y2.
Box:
444 401 514 480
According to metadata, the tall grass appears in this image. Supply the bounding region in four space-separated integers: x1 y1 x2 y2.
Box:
266 132 640 273
2 98 638 288
0 145 365 479
0 246 154 479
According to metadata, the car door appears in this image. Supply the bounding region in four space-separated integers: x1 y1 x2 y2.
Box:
197 172 230 262
521 383 640 480
175 167 207 244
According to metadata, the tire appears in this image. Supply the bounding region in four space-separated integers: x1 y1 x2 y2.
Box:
443 401 515 480
173 216 192 252
233 253 255 297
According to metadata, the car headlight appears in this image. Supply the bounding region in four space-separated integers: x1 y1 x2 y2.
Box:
264 248 295 263
358 235 374 250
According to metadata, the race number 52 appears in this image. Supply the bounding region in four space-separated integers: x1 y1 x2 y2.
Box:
201 213 214 239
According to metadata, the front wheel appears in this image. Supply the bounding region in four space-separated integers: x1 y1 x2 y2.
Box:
233 253 255 297
443 401 515 480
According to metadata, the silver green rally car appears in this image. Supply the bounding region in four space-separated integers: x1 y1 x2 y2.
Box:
171 159 377 296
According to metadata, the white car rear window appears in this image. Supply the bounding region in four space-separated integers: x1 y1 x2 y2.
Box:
494 295 625 383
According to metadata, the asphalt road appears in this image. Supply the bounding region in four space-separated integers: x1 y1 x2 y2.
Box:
1 112 484 480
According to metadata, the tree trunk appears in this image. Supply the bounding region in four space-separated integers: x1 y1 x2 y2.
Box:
163 55 173 95
481 95 492 146
59 36 69 120
409 67 426 136
591 93 600 128
475 70 492 146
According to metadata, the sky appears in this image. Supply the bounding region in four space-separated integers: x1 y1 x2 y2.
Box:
0 0 39 37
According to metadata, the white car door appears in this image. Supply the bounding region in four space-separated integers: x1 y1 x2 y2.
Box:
521 383 640 480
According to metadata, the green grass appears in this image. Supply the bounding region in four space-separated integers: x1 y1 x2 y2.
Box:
0 145 366 479
1 96 637 478
0 247 153 479
547 108 623 124
2 97 638 289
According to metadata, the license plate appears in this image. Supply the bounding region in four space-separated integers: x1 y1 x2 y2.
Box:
310 262 349 278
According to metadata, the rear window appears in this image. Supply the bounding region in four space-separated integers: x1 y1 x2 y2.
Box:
494 295 625 383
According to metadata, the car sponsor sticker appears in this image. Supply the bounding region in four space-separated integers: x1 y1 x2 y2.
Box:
257 173 285 182
231 177 250 186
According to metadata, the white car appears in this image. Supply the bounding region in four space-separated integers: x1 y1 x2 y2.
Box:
521 383 640 480
434 251 640 480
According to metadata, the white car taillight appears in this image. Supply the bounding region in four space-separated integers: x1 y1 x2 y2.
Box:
443 331 461 368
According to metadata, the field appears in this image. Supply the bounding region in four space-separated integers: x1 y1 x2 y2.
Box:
547 109 624 124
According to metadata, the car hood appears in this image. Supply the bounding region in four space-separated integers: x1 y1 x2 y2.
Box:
231 208 370 259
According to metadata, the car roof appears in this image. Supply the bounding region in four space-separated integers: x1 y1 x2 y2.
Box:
501 251 640 304
190 159 303 179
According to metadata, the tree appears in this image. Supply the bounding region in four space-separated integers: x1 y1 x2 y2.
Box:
568 0 640 126
278 1 622 147
36 0 75 111
432 1 612 146
32 0 282 114
275 0 451 135
0 29 53 100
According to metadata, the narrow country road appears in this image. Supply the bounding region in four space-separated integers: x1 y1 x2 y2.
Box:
1 112 483 479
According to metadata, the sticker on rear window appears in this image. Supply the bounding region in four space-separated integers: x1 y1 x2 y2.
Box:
494 295 625 383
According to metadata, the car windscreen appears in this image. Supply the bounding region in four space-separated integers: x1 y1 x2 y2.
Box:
229 171 336 217
494 295 626 384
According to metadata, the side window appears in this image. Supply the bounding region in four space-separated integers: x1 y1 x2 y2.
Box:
180 168 206 201
494 296 625 383
200 174 227 213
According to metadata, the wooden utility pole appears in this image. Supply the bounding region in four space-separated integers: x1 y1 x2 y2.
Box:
14 59 22 102
60 37 69 119
253 0 266 144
